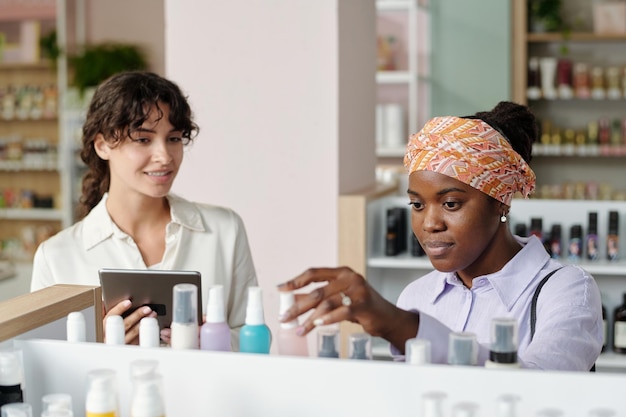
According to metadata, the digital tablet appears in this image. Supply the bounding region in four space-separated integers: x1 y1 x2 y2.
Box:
99 268 202 329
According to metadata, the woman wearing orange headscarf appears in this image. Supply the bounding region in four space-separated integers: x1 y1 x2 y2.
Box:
278 101 602 371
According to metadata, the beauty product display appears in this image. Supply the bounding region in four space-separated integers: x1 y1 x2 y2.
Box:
447 332 477 366
239 287 271 354
405 338 431 365
614 293 626 354
606 211 619 261
0 349 23 407
139 317 160 348
484 317 520 369
277 291 308 357
170 283 199 350
348 333 372 360
66 312 86 343
104 315 125 346
316 326 339 358
200 285 232 352
85 369 118 417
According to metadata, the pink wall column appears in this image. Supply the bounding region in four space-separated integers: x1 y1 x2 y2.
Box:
164 0 376 351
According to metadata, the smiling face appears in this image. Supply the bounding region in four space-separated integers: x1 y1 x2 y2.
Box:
94 103 184 201
408 170 508 281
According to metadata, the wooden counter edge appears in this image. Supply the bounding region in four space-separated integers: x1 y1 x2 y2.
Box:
0 284 103 343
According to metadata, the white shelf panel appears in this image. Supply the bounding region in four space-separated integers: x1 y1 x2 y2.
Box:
594 352 626 370
0 208 64 221
376 71 413 84
0 160 59 171
376 146 406 157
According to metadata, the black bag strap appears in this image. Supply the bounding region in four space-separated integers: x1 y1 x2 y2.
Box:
530 266 596 372
530 267 563 340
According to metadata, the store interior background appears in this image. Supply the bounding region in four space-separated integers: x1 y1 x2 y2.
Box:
2 0 620 357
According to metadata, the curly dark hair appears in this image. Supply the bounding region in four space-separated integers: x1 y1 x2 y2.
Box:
464 101 538 164
76 71 199 220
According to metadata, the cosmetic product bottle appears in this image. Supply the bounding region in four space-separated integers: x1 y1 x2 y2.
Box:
0 349 23 407
385 207 407 256
277 291 308 357
529 218 543 241
526 57 541 100
495 394 520 417
348 333 372 360
170 283 199 350
590 66 606 100
549 224 562 258
0 402 32 417
42 393 73 417
421 392 446 417
484 317 520 369
556 58 573 99
105 315 125 346
317 326 339 358
130 374 165 417
139 317 160 348
405 338 431 365
539 57 558 100
613 293 626 354
607 211 619 261
568 224 582 262
66 311 86 343
85 369 118 417
239 287 271 354
410 233 425 257
513 223 528 237
574 62 591 99
447 332 477 366
200 285 232 352
130 360 159 381
586 212 599 261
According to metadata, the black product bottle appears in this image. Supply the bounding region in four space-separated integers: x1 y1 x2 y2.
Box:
586 212 599 261
529 218 543 240
514 223 528 237
549 224 562 259
607 211 619 261
410 233 425 257
385 207 407 256
568 224 582 261
613 293 626 354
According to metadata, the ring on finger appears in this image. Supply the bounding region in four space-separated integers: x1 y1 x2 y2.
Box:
339 291 352 307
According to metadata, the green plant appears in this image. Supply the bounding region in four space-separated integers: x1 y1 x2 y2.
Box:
529 0 564 32
69 43 148 93
39 30 61 62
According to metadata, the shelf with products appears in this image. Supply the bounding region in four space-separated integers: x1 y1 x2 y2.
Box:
0 4 79 263
375 0 430 160
512 0 626 204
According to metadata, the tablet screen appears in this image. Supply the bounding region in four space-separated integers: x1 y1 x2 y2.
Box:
99 268 202 329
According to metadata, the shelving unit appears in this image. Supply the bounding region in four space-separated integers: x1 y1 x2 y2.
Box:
363 193 626 370
375 0 429 159
511 0 626 196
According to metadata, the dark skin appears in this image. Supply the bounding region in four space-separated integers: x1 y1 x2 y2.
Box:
278 170 523 353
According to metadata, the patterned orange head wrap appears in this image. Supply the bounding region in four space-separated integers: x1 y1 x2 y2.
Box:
403 116 536 206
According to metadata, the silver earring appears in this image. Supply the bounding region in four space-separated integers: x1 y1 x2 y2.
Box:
500 214 507 223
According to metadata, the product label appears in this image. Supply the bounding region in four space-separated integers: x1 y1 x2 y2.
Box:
614 322 626 348
86 412 117 417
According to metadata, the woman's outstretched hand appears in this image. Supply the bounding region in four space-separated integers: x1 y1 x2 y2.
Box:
277 266 420 353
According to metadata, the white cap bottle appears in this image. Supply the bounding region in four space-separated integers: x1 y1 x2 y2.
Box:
405 338 431 365
66 312 86 343
277 291 308 356
0 349 23 405
42 393 73 417
105 315 125 346
239 287 271 354
170 283 199 350
0 402 32 417
139 317 160 348
130 374 165 417
200 285 232 352
85 369 118 417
